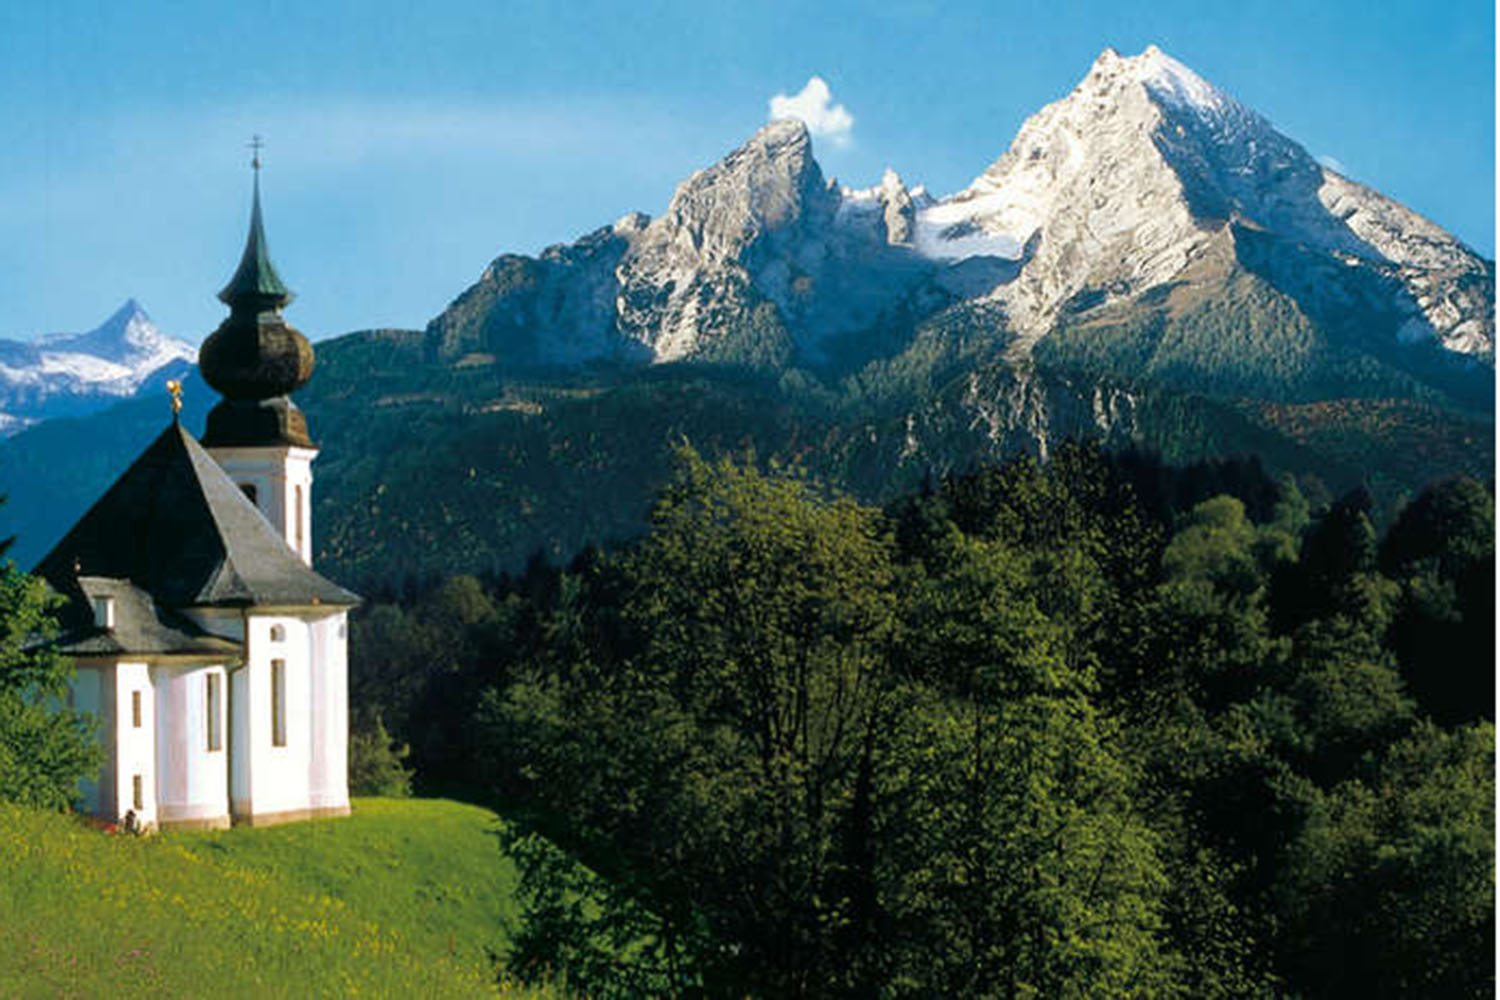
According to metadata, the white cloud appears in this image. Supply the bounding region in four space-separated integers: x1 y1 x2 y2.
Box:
1317 153 1348 175
768 76 854 146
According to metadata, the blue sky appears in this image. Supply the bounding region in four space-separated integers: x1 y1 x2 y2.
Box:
1 0 1492 344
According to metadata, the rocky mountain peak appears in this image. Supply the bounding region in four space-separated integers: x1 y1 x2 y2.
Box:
657 117 836 264
612 118 876 361
876 169 917 245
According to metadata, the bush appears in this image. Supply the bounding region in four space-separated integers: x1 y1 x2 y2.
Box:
349 710 413 797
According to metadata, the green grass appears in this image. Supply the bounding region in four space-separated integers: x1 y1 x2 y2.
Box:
0 797 564 999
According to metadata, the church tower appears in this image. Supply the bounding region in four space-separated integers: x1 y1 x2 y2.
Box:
199 159 317 564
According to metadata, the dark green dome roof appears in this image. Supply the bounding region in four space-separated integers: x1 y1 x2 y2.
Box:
199 172 315 417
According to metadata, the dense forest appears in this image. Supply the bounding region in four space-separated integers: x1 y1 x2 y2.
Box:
348 444 1495 998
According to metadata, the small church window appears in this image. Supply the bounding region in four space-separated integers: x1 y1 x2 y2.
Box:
206 673 222 752
240 482 258 505
92 596 114 629
269 624 285 642
131 690 142 728
271 659 287 747
132 774 143 811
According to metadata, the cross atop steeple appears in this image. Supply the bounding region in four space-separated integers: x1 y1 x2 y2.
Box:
249 134 265 171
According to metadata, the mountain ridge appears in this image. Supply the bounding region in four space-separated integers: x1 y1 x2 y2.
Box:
422 46 1491 384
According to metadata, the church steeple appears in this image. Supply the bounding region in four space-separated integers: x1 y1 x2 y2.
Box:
217 170 293 309
199 144 315 448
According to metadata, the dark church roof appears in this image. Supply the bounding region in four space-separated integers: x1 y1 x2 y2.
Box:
52 577 243 657
35 420 359 612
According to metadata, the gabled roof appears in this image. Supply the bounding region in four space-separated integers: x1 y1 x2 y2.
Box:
53 577 243 657
35 421 358 610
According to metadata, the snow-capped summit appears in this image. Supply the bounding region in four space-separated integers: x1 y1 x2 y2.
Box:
0 301 197 432
1132 44 1235 115
913 46 1492 355
36 299 196 378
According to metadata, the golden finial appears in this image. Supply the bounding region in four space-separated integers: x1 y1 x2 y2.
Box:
166 379 183 415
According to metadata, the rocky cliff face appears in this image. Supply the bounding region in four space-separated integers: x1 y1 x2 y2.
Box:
619 121 954 364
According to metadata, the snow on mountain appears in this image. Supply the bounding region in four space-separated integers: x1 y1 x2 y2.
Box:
913 45 1493 356
0 300 197 432
39 298 194 372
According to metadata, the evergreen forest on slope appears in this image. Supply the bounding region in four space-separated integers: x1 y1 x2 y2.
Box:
343 445 1494 998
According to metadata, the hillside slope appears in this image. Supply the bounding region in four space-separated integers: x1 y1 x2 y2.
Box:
0 324 1490 589
0 797 555 998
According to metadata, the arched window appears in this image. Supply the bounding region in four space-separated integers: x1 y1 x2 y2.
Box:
269 624 285 642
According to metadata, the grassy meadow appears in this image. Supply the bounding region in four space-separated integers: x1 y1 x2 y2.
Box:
0 797 561 998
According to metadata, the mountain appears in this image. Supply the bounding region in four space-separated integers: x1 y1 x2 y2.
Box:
0 300 197 432
917 47 1491 358
0 48 1491 584
430 46 1492 394
427 120 942 370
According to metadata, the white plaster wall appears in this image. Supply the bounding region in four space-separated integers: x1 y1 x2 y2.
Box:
209 445 318 565
230 662 252 815
240 614 313 818
152 664 231 824
113 662 155 827
307 611 350 811
70 667 104 814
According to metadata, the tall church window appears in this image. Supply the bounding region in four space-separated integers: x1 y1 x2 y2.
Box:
132 774 143 811
295 485 305 552
269 624 285 642
131 690 142 728
206 673 222 752
271 659 287 747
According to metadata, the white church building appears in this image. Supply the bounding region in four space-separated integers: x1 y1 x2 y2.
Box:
35 166 358 831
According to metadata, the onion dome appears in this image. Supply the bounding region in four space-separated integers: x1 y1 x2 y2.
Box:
200 164 317 448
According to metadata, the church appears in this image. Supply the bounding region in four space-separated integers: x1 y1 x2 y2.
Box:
34 164 358 832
